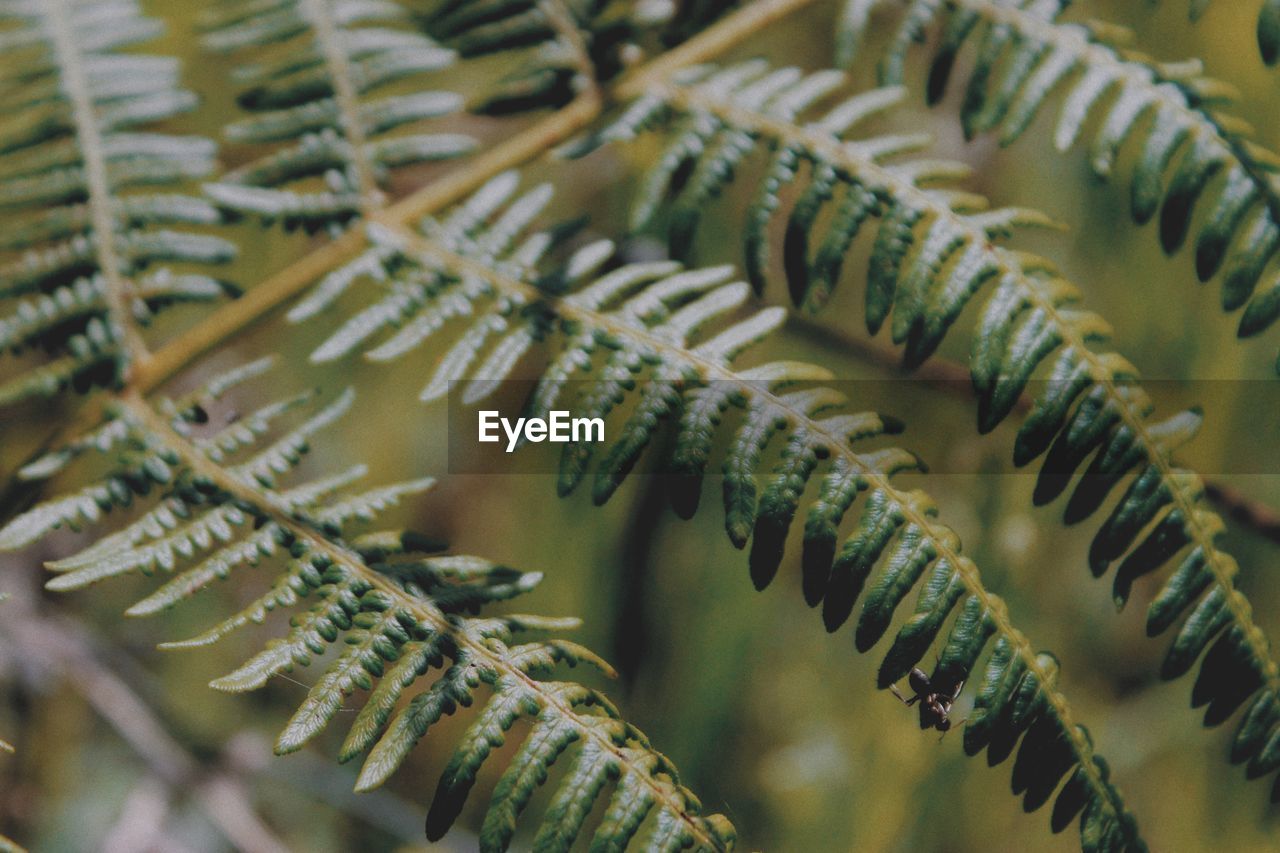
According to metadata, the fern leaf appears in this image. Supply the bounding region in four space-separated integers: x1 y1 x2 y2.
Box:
426 0 728 116
200 0 474 230
840 0 1280 370
284 173 1144 850
576 58 1280 809
0 363 733 852
0 0 236 400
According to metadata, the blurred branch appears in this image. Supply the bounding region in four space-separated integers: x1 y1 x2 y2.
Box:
220 733 464 848
794 315 1280 548
788 315 1009 401
2 609 289 853
100 776 189 853
1205 481 1280 547
610 434 677 688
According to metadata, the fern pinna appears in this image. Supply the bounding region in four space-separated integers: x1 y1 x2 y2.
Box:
840 0 1280 370
424 0 672 114
285 172 1144 850
196 0 739 232
197 0 478 230
0 0 237 404
568 58 1280 803
0 357 735 853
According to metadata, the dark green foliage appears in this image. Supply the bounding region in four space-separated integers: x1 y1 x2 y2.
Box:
575 58 1280 806
0 0 237 403
200 0 475 230
661 0 741 45
424 0 741 115
426 0 632 114
0 358 734 853
840 0 1280 71
839 0 1280 371
288 173 1144 850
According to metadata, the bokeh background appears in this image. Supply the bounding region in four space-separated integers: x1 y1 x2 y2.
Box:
3 1 1280 850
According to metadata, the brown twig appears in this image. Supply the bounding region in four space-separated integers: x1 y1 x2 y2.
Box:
1205 481 1280 548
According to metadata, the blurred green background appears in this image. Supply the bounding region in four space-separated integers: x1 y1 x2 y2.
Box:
4 1 1280 850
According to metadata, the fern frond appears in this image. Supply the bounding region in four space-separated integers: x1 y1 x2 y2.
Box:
574 60 1280 802
0 365 735 852
428 0 612 115
839 0 1280 370
0 0 237 401
839 0 1280 72
286 173 1144 850
662 0 743 44
200 0 475 230
426 0 745 116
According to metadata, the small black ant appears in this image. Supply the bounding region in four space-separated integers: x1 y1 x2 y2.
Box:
889 666 965 738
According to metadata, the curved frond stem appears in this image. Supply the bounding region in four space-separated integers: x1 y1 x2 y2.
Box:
378 219 1135 837
43 0 148 371
113 388 730 853
647 73 1280 700
299 0 384 216
126 95 601 397
131 229 367 394
390 0 824 225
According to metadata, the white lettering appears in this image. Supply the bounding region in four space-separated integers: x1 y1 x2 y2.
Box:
478 411 500 442
479 411 606 452
501 416 525 453
550 410 570 441
573 416 604 442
